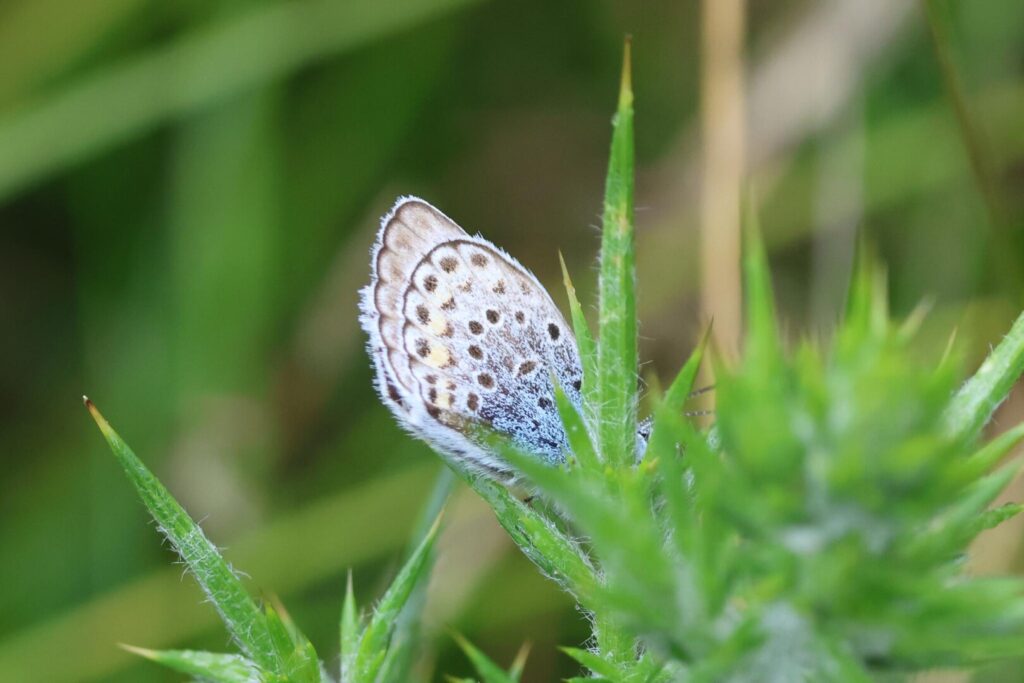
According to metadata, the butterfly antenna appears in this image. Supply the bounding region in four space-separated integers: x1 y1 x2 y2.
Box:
688 384 715 398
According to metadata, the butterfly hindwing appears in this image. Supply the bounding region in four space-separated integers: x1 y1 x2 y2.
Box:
360 197 585 475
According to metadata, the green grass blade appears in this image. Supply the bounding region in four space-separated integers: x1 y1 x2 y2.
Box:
84 399 279 673
507 643 531 681
597 38 638 468
559 252 597 407
0 0 486 202
451 633 518 683
354 513 443 682
945 310 1024 442
120 646 260 683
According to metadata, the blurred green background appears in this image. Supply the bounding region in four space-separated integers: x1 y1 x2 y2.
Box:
1 1 1022 681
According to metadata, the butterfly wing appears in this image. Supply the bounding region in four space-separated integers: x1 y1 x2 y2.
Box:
361 198 464 407
360 197 584 476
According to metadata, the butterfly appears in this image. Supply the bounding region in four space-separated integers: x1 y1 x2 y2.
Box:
358 197 587 479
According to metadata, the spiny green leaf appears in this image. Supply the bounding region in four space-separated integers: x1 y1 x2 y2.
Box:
451 633 519 683
500 449 639 574
958 421 1024 482
121 646 260 683
597 37 638 468
354 513 443 682
648 411 698 554
379 468 455 683
972 502 1024 535
592 610 636 672
959 460 1023 522
560 251 597 408
660 326 710 416
265 604 296 664
647 328 709 461
561 646 622 678
945 309 1024 442
500 445 671 646
841 237 888 348
553 375 599 471
451 457 597 600
340 571 360 680
651 411 730 635
85 398 279 673
264 604 320 683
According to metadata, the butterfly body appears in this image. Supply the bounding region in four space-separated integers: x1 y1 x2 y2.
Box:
359 197 585 478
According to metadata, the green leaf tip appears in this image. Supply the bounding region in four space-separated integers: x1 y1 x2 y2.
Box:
597 33 638 469
84 395 117 444
561 646 621 679
842 236 891 341
663 323 712 412
84 396 281 673
619 36 633 109
557 250 583 318
740 195 780 361
118 643 156 659
120 644 260 682
351 508 445 682
946 309 1024 442
451 631 521 683
558 251 597 406
340 569 360 682
509 641 532 679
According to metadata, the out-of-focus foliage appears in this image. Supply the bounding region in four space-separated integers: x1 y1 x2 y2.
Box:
2 0 1023 681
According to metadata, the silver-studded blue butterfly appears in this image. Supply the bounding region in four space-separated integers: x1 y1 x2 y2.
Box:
359 197 586 478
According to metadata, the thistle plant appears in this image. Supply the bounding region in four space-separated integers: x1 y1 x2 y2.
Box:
85 41 1024 683
435 43 1024 681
